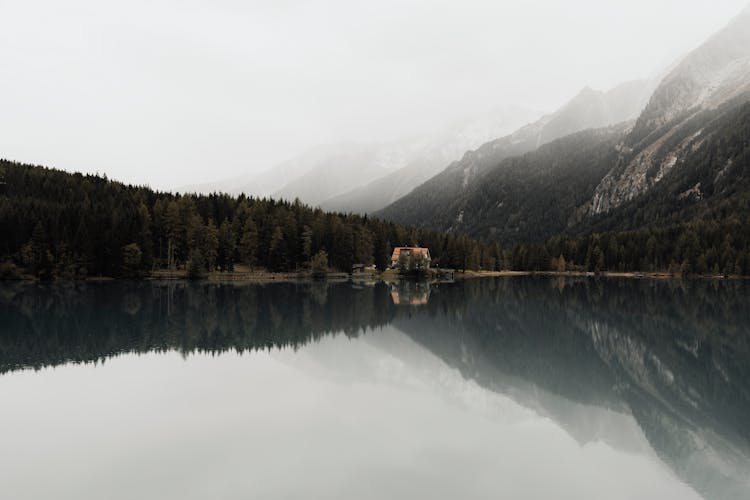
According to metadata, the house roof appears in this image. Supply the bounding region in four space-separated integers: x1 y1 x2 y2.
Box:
391 247 430 261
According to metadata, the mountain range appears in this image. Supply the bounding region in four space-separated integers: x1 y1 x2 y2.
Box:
318 107 544 213
180 106 542 209
375 6 750 248
12 5 750 277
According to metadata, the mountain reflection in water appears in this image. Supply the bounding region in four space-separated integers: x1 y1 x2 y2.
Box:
1 277 749 499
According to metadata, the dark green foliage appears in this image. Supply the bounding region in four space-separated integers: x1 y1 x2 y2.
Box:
378 126 627 244
5 97 748 278
0 160 501 278
0 260 22 279
187 249 207 279
397 250 428 277
577 98 750 236
380 96 750 275
522 99 750 275
239 217 259 267
217 219 236 272
311 250 328 278
509 209 750 275
121 243 143 278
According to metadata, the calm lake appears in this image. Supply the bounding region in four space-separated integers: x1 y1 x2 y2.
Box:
1 277 749 500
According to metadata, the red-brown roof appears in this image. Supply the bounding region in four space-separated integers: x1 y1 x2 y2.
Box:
391 247 430 261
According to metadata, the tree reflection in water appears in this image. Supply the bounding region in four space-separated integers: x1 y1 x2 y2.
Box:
1 277 749 499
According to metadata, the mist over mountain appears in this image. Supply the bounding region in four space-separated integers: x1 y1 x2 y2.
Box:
586 6 750 217
5 3 750 277
376 79 654 230
376 7 750 256
5 4 750 500
182 107 541 209
180 143 362 198
633 5 750 136
180 140 431 202
270 141 426 207
319 106 543 214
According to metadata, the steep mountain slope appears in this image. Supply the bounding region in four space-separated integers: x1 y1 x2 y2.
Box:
376 93 750 248
576 96 750 235
383 126 629 244
376 80 652 227
271 141 426 206
319 107 543 214
378 7 750 249
179 143 367 197
182 108 540 208
633 5 750 138
584 5 750 217
319 153 446 214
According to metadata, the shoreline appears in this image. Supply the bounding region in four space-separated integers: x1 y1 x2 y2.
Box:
2 269 747 283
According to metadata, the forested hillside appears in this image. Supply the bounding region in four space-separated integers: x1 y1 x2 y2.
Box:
4 140 750 279
0 161 503 279
577 98 750 234
521 99 750 276
373 8 750 277
373 98 750 276
381 125 628 244
376 81 651 225
3 24 749 281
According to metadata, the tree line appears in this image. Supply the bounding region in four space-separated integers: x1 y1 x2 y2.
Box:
0 161 503 279
506 193 750 276
5 159 750 279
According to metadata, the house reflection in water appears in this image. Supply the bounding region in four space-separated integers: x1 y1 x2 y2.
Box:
390 281 431 306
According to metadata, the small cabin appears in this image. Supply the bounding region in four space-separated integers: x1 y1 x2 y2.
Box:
390 247 431 269
351 263 365 274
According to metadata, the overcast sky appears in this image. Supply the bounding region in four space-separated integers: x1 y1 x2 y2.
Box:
1 0 747 189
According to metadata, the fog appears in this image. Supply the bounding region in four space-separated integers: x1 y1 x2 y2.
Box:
1 0 747 189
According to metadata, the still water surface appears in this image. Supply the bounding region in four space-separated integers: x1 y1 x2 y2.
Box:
1 277 749 499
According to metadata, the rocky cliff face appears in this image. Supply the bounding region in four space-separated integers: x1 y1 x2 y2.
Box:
450 80 653 192
582 121 707 217
582 7 750 217
636 6 750 135
375 8 750 248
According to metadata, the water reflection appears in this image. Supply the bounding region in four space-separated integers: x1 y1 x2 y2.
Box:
390 281 431 306
1 277 749 499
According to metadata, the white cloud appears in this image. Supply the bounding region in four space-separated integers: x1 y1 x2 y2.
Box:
0 0 747 188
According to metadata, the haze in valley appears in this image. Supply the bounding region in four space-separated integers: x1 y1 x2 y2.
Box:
1 0 748 193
